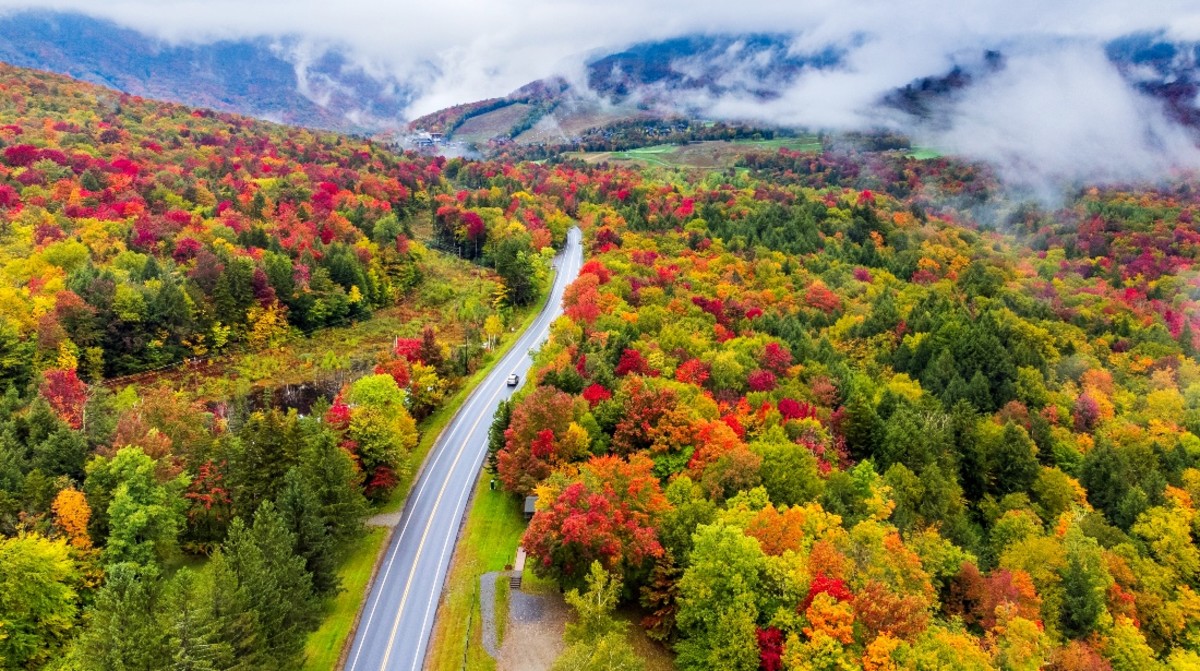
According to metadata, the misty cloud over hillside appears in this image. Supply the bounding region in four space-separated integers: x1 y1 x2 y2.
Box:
4 0 1200 187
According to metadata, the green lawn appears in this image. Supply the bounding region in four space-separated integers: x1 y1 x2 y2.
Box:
575 136 825 171
906 147 943 160
303 527 389 671
730 136 823 151
494 580 511 648
608 145 679 168
424 473 528 671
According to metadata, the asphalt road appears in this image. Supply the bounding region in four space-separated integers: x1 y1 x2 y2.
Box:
345 227 583 671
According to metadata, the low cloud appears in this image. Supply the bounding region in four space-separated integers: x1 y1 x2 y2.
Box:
4 0 1200 186
928 42 1200 189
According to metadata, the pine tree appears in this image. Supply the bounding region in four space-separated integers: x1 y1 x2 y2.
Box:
276 468 339 596
840 389 883 462
71 563 171 670
988 422 1040 497
223 502 315 669
1080 438 1131 527
225 410 304 518
213 257 256 328
1181 320 1197 359
1060 547 1106 639
204 550 261 669
31 426 88 481
880 404 935 472
965 370 993 414
163 569 234 671
295 426 368 548
487 398 513 473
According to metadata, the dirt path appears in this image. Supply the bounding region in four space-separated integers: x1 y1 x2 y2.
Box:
497 589 569 671
364 511 402 528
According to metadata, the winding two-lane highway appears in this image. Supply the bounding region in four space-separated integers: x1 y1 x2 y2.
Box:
345 227 583 671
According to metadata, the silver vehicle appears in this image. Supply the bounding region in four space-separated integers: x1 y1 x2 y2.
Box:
506 372 519 387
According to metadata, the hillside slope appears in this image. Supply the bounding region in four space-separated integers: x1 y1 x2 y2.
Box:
0 11 412 132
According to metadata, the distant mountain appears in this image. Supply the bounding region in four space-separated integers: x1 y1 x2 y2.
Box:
0 11 413 133
5 13 1200 145
882 51 1006 123
405 34 848 148
1107 32 1200 129
587 33 843 102
883 35 1200 133
408 31 1200 151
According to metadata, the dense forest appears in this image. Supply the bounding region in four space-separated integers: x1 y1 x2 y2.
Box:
0 63 562 669
4 58 1200 671
478 157 1200 669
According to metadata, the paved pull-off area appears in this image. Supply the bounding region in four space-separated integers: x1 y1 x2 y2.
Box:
345 228 583 671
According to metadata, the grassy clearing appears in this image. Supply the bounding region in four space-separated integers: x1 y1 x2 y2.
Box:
423 474 528 671
303 527 389 671
609 145 679 167
494 580 510 647
906 147 944 160
112 247 499 405
730 136 823 152
570 136 823 170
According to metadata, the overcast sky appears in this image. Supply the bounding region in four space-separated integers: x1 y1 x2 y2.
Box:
4 0 1200 187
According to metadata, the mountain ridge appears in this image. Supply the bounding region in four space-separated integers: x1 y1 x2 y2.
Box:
0 10 413 133
3 11 1200 151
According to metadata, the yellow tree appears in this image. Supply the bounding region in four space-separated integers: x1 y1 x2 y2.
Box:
52 488 92 549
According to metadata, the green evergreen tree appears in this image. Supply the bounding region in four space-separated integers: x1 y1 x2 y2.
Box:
487 398 513 473
988 422 1040 497
223 502 315 669
71 563 171 671
164 568 235 671
213 257 256 328
294 426 367 548
224 410 304 518
1080 438 1131 528
965 370 993 414
1180 320 1196 359
276 468 339 596
858 290 900 337
30 426 88 481
879 403 935 472
841 389 883 462
1060 535 1108 639
203 550 261 669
